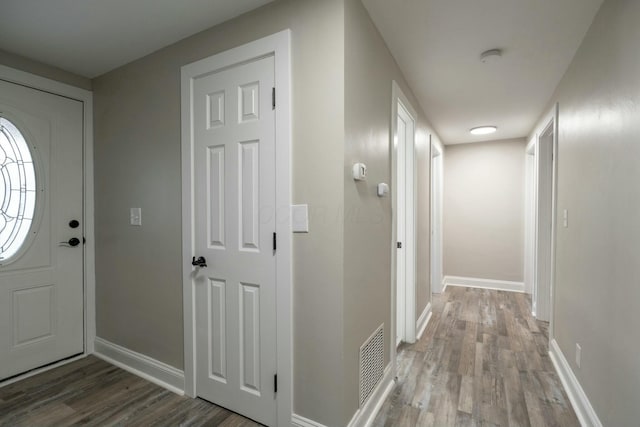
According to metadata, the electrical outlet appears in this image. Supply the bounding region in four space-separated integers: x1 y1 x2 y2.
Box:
575 343 582 368
130 208 142 226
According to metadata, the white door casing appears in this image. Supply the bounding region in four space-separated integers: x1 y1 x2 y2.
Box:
181 31 291 427
530 103 559 327
0 79 84 381
391 81 417 348
430 140 443 294
524 138 536 302
396 107 407 346
535 120 555 323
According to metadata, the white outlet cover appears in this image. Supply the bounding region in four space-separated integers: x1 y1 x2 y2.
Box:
130 207 142 226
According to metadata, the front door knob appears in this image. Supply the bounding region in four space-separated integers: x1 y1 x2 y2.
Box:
191 256 207 267
59 237 81 247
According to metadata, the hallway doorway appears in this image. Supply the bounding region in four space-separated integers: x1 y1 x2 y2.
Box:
392 81 418 347
524 104 558 323
430 140 443 294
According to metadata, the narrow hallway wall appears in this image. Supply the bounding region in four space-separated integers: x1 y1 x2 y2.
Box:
532 0 640 424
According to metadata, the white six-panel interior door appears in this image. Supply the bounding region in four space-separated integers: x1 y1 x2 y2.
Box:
0 79 84 381
190 55 278 426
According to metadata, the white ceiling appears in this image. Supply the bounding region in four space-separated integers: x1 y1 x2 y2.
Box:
0 0 273 78
362 0 603 144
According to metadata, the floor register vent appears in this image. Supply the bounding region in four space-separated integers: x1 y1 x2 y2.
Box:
359 324 384 407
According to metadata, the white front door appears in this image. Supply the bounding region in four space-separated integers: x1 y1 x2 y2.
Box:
0 79 84 381
191 55 277 426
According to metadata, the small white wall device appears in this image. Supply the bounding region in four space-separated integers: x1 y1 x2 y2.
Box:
377 183 389 197
352 163 367 181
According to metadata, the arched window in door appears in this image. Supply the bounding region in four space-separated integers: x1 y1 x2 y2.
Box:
0 118 37 261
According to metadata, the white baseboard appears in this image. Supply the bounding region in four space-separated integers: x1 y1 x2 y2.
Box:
291 414 329 427
93 337 184 395
443 275 524 293
415 302 432 340
549 339 603 427
347 363 394 427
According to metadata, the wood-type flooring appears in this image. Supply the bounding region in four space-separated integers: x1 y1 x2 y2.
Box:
372 287 579 427
0 287 578 426
0 356 260 426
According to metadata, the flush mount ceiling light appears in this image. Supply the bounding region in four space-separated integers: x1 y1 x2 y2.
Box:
470 126 498 135
480 48 503 63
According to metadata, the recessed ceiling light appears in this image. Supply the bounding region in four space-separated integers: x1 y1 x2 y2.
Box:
470 126 497 135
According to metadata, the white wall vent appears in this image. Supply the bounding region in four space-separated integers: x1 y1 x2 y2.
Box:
359 324 384 407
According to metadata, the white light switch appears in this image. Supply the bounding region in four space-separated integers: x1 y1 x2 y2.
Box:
291 204 309 233
563 209 568 228
130 208 142 226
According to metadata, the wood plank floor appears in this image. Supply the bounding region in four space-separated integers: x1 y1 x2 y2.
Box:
0 356 260 426
373 287 579 427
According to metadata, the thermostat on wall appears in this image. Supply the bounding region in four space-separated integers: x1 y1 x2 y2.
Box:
352 163 367 181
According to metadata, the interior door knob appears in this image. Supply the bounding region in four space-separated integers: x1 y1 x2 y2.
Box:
191 256 207 267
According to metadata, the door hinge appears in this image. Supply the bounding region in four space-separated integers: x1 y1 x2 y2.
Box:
272 87 276 110
274 374 278 393
273 232 277 252
397 241 402 249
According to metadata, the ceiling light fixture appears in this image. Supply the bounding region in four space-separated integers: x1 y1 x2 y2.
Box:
470 126 498 135
480 48 503 63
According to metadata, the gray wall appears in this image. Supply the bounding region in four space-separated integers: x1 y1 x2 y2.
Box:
343 0 437 421
533 0 639 424
0 49 91 90
443 139 526 282
92 1 346 425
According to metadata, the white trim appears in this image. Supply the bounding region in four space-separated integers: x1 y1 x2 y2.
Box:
181 30 292 426
549 339 603 427
391 80 418 348
347 364 395 427
443 276 525 293
430 137 444 294
0 66 96 357
529 104 559 326
441 281 448 293
523 136 537 298
94 337 185 396
291 414 329 427
415 302 432 340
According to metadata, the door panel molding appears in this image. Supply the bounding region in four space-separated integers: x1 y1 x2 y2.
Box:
181 30 291 427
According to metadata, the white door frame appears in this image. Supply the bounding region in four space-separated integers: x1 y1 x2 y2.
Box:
0 65 96 379
530 104 559 330
524 137 537 303
180 30 292 426
430 139 444 294
390 80 417 349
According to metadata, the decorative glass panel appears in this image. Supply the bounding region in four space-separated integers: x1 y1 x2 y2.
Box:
0 118 37 261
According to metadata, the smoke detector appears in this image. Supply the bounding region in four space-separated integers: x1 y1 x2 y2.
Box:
480 49 503 63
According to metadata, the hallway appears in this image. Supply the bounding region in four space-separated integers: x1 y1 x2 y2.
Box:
373 287 578 426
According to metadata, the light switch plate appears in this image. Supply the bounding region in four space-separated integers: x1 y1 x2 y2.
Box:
291 204 309 233
130 208 142 226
